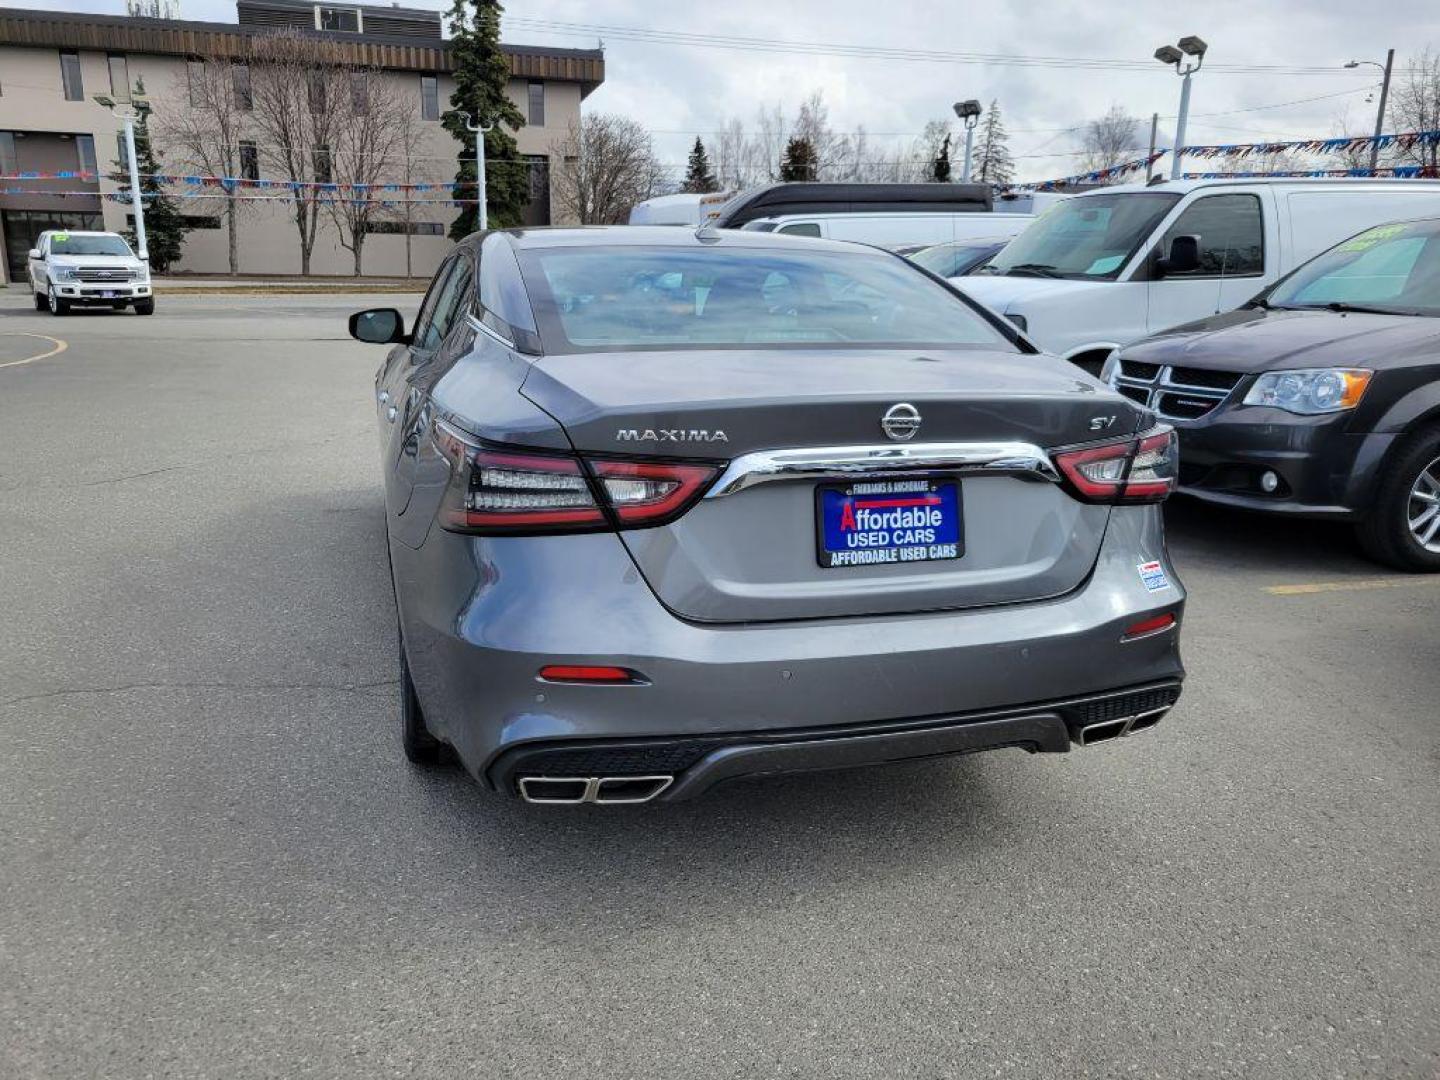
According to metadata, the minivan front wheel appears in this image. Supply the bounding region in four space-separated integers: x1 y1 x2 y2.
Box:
1357 427 1440 572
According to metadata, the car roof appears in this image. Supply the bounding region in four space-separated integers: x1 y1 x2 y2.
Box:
496 224 890 257
1075 177 1440 197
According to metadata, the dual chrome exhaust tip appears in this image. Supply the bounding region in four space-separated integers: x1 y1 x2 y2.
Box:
517 775 673 805
1076 707 1168 747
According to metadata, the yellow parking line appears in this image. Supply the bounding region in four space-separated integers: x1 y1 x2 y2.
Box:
0 332 68 370
1265 577 1440 596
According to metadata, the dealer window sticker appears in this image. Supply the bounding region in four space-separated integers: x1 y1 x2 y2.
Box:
1336 223 1408 253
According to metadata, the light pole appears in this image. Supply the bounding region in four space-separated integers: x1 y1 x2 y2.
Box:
458 111 493 230
93 93 150 262
1345 50 1395 172
1154 35 1208 181
952 100 983 182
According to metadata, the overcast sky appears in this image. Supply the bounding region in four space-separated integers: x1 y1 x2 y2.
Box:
6 0 1436 181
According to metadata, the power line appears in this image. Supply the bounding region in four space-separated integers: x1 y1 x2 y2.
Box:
506 17 1377 76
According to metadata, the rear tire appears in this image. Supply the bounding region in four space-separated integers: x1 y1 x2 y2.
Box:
399 634 446 765
134 298 155 316
1356 425 1440 572
33 290 46 311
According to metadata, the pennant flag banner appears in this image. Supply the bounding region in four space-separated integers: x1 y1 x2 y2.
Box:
1179 129 1440 159
1013 152 1165 192
1182 166 1440 180
0 171 99 181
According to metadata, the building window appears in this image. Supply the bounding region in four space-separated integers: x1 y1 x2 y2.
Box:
308 73 327 114
362 221 445 236
187 59 205 107
527 80 545 127
60 51 84 101
108 54 131 102
76 134 97 175
0 132 16 175
420 75 438 121
232 63 252 111
239 140 259 181
313 145 332 184
316 6 360 32
116 131 126 165
350 71 368 114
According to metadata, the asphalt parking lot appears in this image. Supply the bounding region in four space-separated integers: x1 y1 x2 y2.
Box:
2 291 1438 1080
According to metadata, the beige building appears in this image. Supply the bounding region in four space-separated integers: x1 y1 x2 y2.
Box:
0 1 604 282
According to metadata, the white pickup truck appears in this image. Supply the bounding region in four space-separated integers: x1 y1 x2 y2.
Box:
28 229 154 316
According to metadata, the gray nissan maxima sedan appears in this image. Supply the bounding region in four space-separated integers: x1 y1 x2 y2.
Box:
349 226 1186 805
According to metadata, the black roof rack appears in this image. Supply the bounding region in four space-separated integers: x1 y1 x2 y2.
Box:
711 182 993 228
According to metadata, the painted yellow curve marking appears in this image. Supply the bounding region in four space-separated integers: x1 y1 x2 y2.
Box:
1265 577 1440 596
0 332 68 370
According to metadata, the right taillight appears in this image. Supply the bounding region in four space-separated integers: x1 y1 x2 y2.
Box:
1053 425 1177 504
433 420 719 534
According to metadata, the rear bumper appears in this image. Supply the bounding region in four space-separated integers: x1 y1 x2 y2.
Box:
492 681 1182 801
393 504 1186 800
1174 412 1394 520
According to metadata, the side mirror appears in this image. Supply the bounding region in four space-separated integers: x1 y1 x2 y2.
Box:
1156 234 1201 276
28 249 41 260
349 307 408 345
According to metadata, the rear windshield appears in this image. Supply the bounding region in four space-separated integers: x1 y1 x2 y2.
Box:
518 245 1015 353
978 192 1179 280
49 233 132 256
1267 220 1440 316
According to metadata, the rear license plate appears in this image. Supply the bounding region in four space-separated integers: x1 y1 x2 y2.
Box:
816 479 963 568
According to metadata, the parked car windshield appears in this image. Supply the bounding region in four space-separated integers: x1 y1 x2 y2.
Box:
519 245 1016 352
909 241 1005 278
1266 219 1440 316
49 233 132 256
977 192 1180 279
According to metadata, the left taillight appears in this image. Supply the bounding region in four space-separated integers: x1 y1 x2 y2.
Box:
433 419 719 534
1053 425 1178 504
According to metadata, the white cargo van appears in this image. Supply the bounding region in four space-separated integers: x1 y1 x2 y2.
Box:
959 178 1440 373
739 211 1033 251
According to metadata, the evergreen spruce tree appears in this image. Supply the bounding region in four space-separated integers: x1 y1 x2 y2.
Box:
974 99 1015 187
779 136 818 181
682 137 719 193
107 77 189 273
444 0 528 238
931 133 953 182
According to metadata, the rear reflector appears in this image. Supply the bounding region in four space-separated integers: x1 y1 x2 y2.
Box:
1122 612 1176 640
538 665 642 684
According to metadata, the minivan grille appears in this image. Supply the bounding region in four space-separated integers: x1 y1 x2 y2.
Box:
1111 362 1244 422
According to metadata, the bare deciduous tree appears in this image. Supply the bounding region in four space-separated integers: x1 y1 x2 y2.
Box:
245 29 348 275
1078 105 1143 174
323 68 420 276
1389 49 1440 169
158 54 249 274
550 113 668 224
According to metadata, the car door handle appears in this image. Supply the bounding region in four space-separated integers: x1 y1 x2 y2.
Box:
386 406 398 423
378 390 390 404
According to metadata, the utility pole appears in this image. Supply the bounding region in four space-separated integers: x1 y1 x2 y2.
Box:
122 113 148 260
462 113 493 230
1155 36 1208 181
952 100 982 183
1147 112 1159 181
1372 49 1395 172
1346 51 1396 173
95 94 149 262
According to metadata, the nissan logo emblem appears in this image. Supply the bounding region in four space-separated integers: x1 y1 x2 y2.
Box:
881 403 922 442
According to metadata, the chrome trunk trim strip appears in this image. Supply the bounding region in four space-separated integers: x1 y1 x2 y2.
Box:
705 442 1060 498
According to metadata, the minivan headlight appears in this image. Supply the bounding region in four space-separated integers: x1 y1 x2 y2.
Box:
1242 368 1372 415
